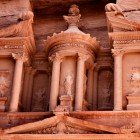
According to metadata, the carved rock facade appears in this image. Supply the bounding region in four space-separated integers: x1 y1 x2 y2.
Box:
0 0 140 140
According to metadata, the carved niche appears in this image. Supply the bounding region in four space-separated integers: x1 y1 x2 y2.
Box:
31 70 50 111
97 69 113 110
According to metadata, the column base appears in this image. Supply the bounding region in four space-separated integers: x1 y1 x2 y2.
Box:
113 108 123 111
9 108 18 112
75 109 82 112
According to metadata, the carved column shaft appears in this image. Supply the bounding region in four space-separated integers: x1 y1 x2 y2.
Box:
9 53 28 112
93 67 98 110
49 55 61 111
75 55 88 111
87 66 94 110
114 53 123 111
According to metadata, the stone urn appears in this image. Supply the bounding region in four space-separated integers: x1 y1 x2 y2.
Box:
0 97 7 112
126 94 140 110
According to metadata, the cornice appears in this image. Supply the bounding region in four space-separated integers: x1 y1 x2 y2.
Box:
45 32 99 56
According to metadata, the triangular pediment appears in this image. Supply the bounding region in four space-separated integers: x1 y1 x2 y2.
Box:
106 12 140 32
2 115 134 135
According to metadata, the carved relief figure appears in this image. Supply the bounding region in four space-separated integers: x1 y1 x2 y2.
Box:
32 88 47 111
0 71 11 97
64 73 73 96
98 70 113 110
128 67 140 95
102 83 111 105
102 71 113 108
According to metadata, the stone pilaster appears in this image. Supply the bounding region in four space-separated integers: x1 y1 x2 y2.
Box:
92 64 99 110
75 54 89 111
49 53 62 111
87 65 94 110
112 49 124 111
9 53 28 112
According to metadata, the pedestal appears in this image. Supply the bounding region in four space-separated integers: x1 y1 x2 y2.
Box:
127 94 140 110
0 97 7 112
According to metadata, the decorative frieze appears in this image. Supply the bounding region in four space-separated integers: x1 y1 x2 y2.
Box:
0 45 23 50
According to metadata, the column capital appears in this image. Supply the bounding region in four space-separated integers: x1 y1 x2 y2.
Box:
78 54 89 61
112 49 125 57
12 53 28 62
49 53 63 62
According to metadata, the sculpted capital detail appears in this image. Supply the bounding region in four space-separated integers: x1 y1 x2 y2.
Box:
111 49 125 56
49 53 63 62
78 54 89 61
12 53 28 62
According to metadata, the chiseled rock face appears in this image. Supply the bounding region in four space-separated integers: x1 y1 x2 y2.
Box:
0 0 140 138
0 0 31 28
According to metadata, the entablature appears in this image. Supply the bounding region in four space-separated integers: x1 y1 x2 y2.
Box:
0 37 35 56
109 31 140 47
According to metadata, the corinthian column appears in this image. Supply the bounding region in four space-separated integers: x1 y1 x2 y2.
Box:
9 53 28 112
49 54 62 111
75 55 88 111
112 49 124 111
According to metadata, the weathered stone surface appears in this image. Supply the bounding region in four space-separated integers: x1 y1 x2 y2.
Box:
0 0 140 139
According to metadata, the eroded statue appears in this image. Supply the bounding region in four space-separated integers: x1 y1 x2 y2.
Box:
64 73 73 96
105 3 124 16
32 88 47 111
0 75 10 97
101 71 113 109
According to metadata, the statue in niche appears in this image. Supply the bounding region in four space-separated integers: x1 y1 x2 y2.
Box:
64 73 73 96
0 72 10 97
32 88 47 112
101 71 113 109
83 74 89 111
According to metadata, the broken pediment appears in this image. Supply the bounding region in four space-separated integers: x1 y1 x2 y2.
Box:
2 114 134 135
